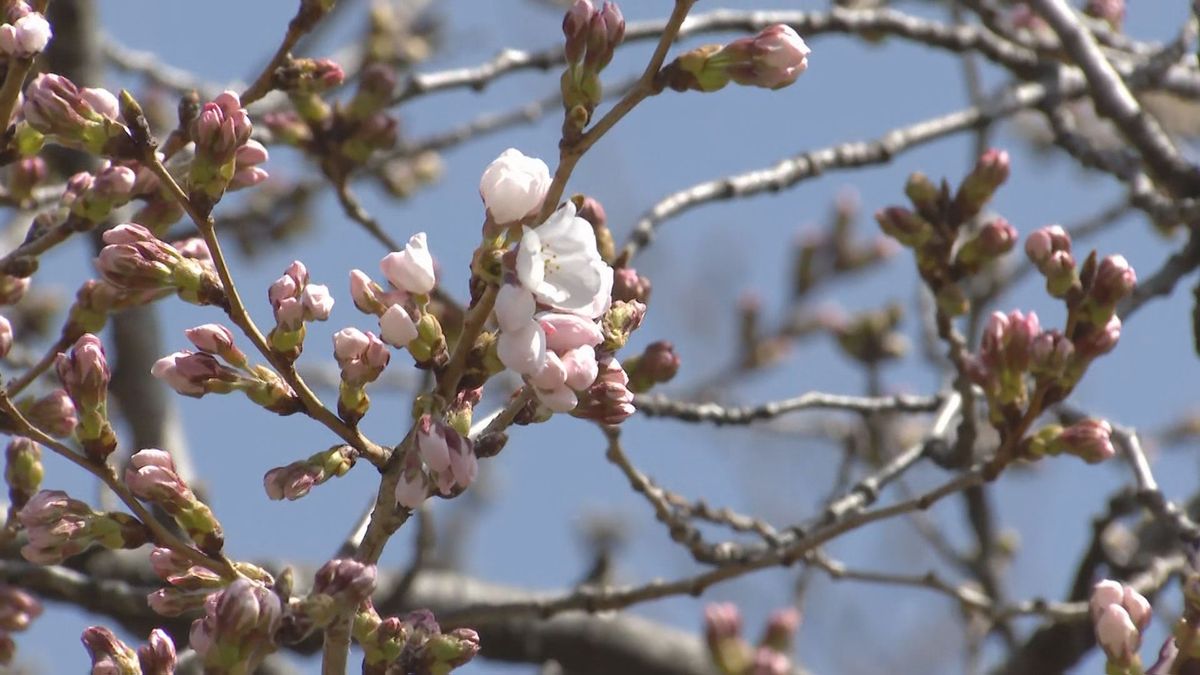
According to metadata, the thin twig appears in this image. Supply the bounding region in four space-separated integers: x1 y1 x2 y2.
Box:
634 391 942 426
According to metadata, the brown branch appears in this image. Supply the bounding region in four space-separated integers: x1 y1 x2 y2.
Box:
634 391 942 426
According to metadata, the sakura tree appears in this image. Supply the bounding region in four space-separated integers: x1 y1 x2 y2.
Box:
0 0 1196 674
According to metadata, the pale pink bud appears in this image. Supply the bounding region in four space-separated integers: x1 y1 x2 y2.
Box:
721 25 811 90
479 148 551 224
234 139 268 167
333 328 389 387
415 415 451 474
151 350 236 397
25 389 77 438
1076 315 1121 357
125 449 190 504
1123 586 1152 631
561 345 598 390
394 455 429 509
313 559 377 610
184 323 246 365
1096 604 1139 664
55 334 109 409
0 315 11 359
572 356 634 424
349 270 387 315
1058 418 1115 463
495 283 535 333
379 304 418 347
380 232 436 295
536 384 578 413
80 88 119 121
1025 225 1071 267
704 602 742 645
563 0 595 63
750 648 790 675
0 12 50 58
137 629 177 675
302 284 334 321
538 312 603 352
1092 255 1137 307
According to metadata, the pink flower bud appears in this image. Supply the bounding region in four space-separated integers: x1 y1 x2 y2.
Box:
612 267 652 304
302 284 334 321
479 148 551 224
313 559 377 610
184 323 246 366
562 345 599 391
704 602 742 645
0 315 11 359
137 629 177 675
333 328 390 387
572 356 635 424
349 270 390 315
563 0 595 64
1058 418 1115 463
626 340 681 392
1091 254 1137 307
530 351 568 391
188 578 281 670
0 585 41 632
22 74 125 153
535 383 578 413
725 24 810 90
394 456 429 509
380 304 418 347
1030 330 1073 377
1095 603 1139 665
234 139 268 167
24 389 77 438
415 415 451 474
228 166 269 191
751 648 790 675
0 12 50 57
762 608 801 653
1024 225 1071 267
1076 315 1122 358
81 626 139 674
538 312 603 352
380 232 436 295
151 350 238 397
55 334 109 409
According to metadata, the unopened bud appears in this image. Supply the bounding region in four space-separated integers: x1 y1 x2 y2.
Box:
954 148 1010 222
875 207 932 247
624 340 680 393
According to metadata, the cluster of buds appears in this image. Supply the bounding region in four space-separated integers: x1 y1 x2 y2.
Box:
354 606 479 674
0 7 50 59
61 163 137 225
831 304 909 366
1024 417 1116 463
267 260 334 358
264 61 399 170
704 603 801 675
876 149 1014 317
1090 580 1151 673
264 444 357 501
0 585 41 664
349 232 445 366
189 578 282 672
560 1 625 133
95 224 226 307
187 91 259 206
145 548 273 619
963 224 1135 456
394 414 477 508
81 626 176 675
332 328 389 424
55 333 117 460
285 559 377 638
19 74 130 156
125 449 224 555
4 436 42 512
17 489 151 564
663 24 810 93
153 323 302 415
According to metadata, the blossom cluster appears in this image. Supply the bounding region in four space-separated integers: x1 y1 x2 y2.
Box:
703 603 801 675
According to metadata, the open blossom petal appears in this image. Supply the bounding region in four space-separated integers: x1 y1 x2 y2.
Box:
529 352 567 390
536 385 578 413
380 232 436 295
497 321 546 375
538 312 603 352
516 203 611 318
495 283 535 333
